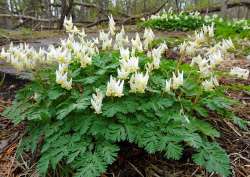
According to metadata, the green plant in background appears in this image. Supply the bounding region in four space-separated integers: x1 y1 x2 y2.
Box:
140 11 210 31
140 11 250 40
214 19 250 39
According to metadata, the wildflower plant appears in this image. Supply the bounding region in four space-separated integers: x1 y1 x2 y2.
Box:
140 10 250 39
1 16 248 177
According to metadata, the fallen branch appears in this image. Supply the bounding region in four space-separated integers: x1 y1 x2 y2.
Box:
86 2 167 27
122 2 167 24
0 14 59 22
50 2 131 18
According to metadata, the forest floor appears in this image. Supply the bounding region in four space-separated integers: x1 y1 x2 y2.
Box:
0 28 249 177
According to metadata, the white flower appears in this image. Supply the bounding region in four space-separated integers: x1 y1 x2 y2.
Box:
199 61 212 77
191 55 203 66
56 70 72 90
120 56 139 73
146 62 154 72
202 76 219 91
113 29 129 50
151 48 162 69
106 76 124 97
129 72 149 93
47 46 71 64
230 67 249 80
208 50 223 66
120 48 130 61
165 79 172 92
202 24 214 38
172 71 184 89
117 67 130 80
80 54 92 68
194 31 206 45
91 89 104 114
102 38 112 50
56 70 67 85
78 28 86 38
185 43 196 56
58 63 68 73
93 37 99 44
143 28 155 50
207 24 214 38
63 16 73 32
131 33 143 52
158 42 168 53
221 38 234 52
108 15 116 36
61 78 72 90
99 31 112 50
179 41 187 55
0 48 10 60
120 26 125 35
99 30 110 41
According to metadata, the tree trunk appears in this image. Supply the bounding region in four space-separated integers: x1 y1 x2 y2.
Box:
44 0 53 18
59 0 74 29
0 0 12 28
175 0 180 12
221 0 229 18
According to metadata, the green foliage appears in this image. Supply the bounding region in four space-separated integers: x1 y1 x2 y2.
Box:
215 20 250 40
140 12 209 31
141 12 250 39
193 142 231 177
3 52 240 177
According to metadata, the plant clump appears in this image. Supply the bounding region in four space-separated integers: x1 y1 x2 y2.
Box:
141 9 250 39
1 15 249 177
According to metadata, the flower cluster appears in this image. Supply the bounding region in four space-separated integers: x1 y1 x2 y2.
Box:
143 10 250 33
129 72 149 93
230 67 249 80
0 43 48 71
143 28 155 50
165 71 184 92
226 19 250 30
106 76 124 97
113 26 129 50
99 30 112 50
131 33 143 53
179 25 236 90
0 14 170 114
109 15 116 36
56 63 72 90
91 89 104 114
146 42 167 71
149 10 203 22
202 76 219 91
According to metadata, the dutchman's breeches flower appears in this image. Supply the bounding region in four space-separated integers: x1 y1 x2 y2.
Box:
91 89 104 114
129 72 149 93
106 76 124 97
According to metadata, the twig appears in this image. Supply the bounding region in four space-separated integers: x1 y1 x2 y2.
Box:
230 153 250 163
223 120 242 137
128 161 145 177
191 166 200 176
